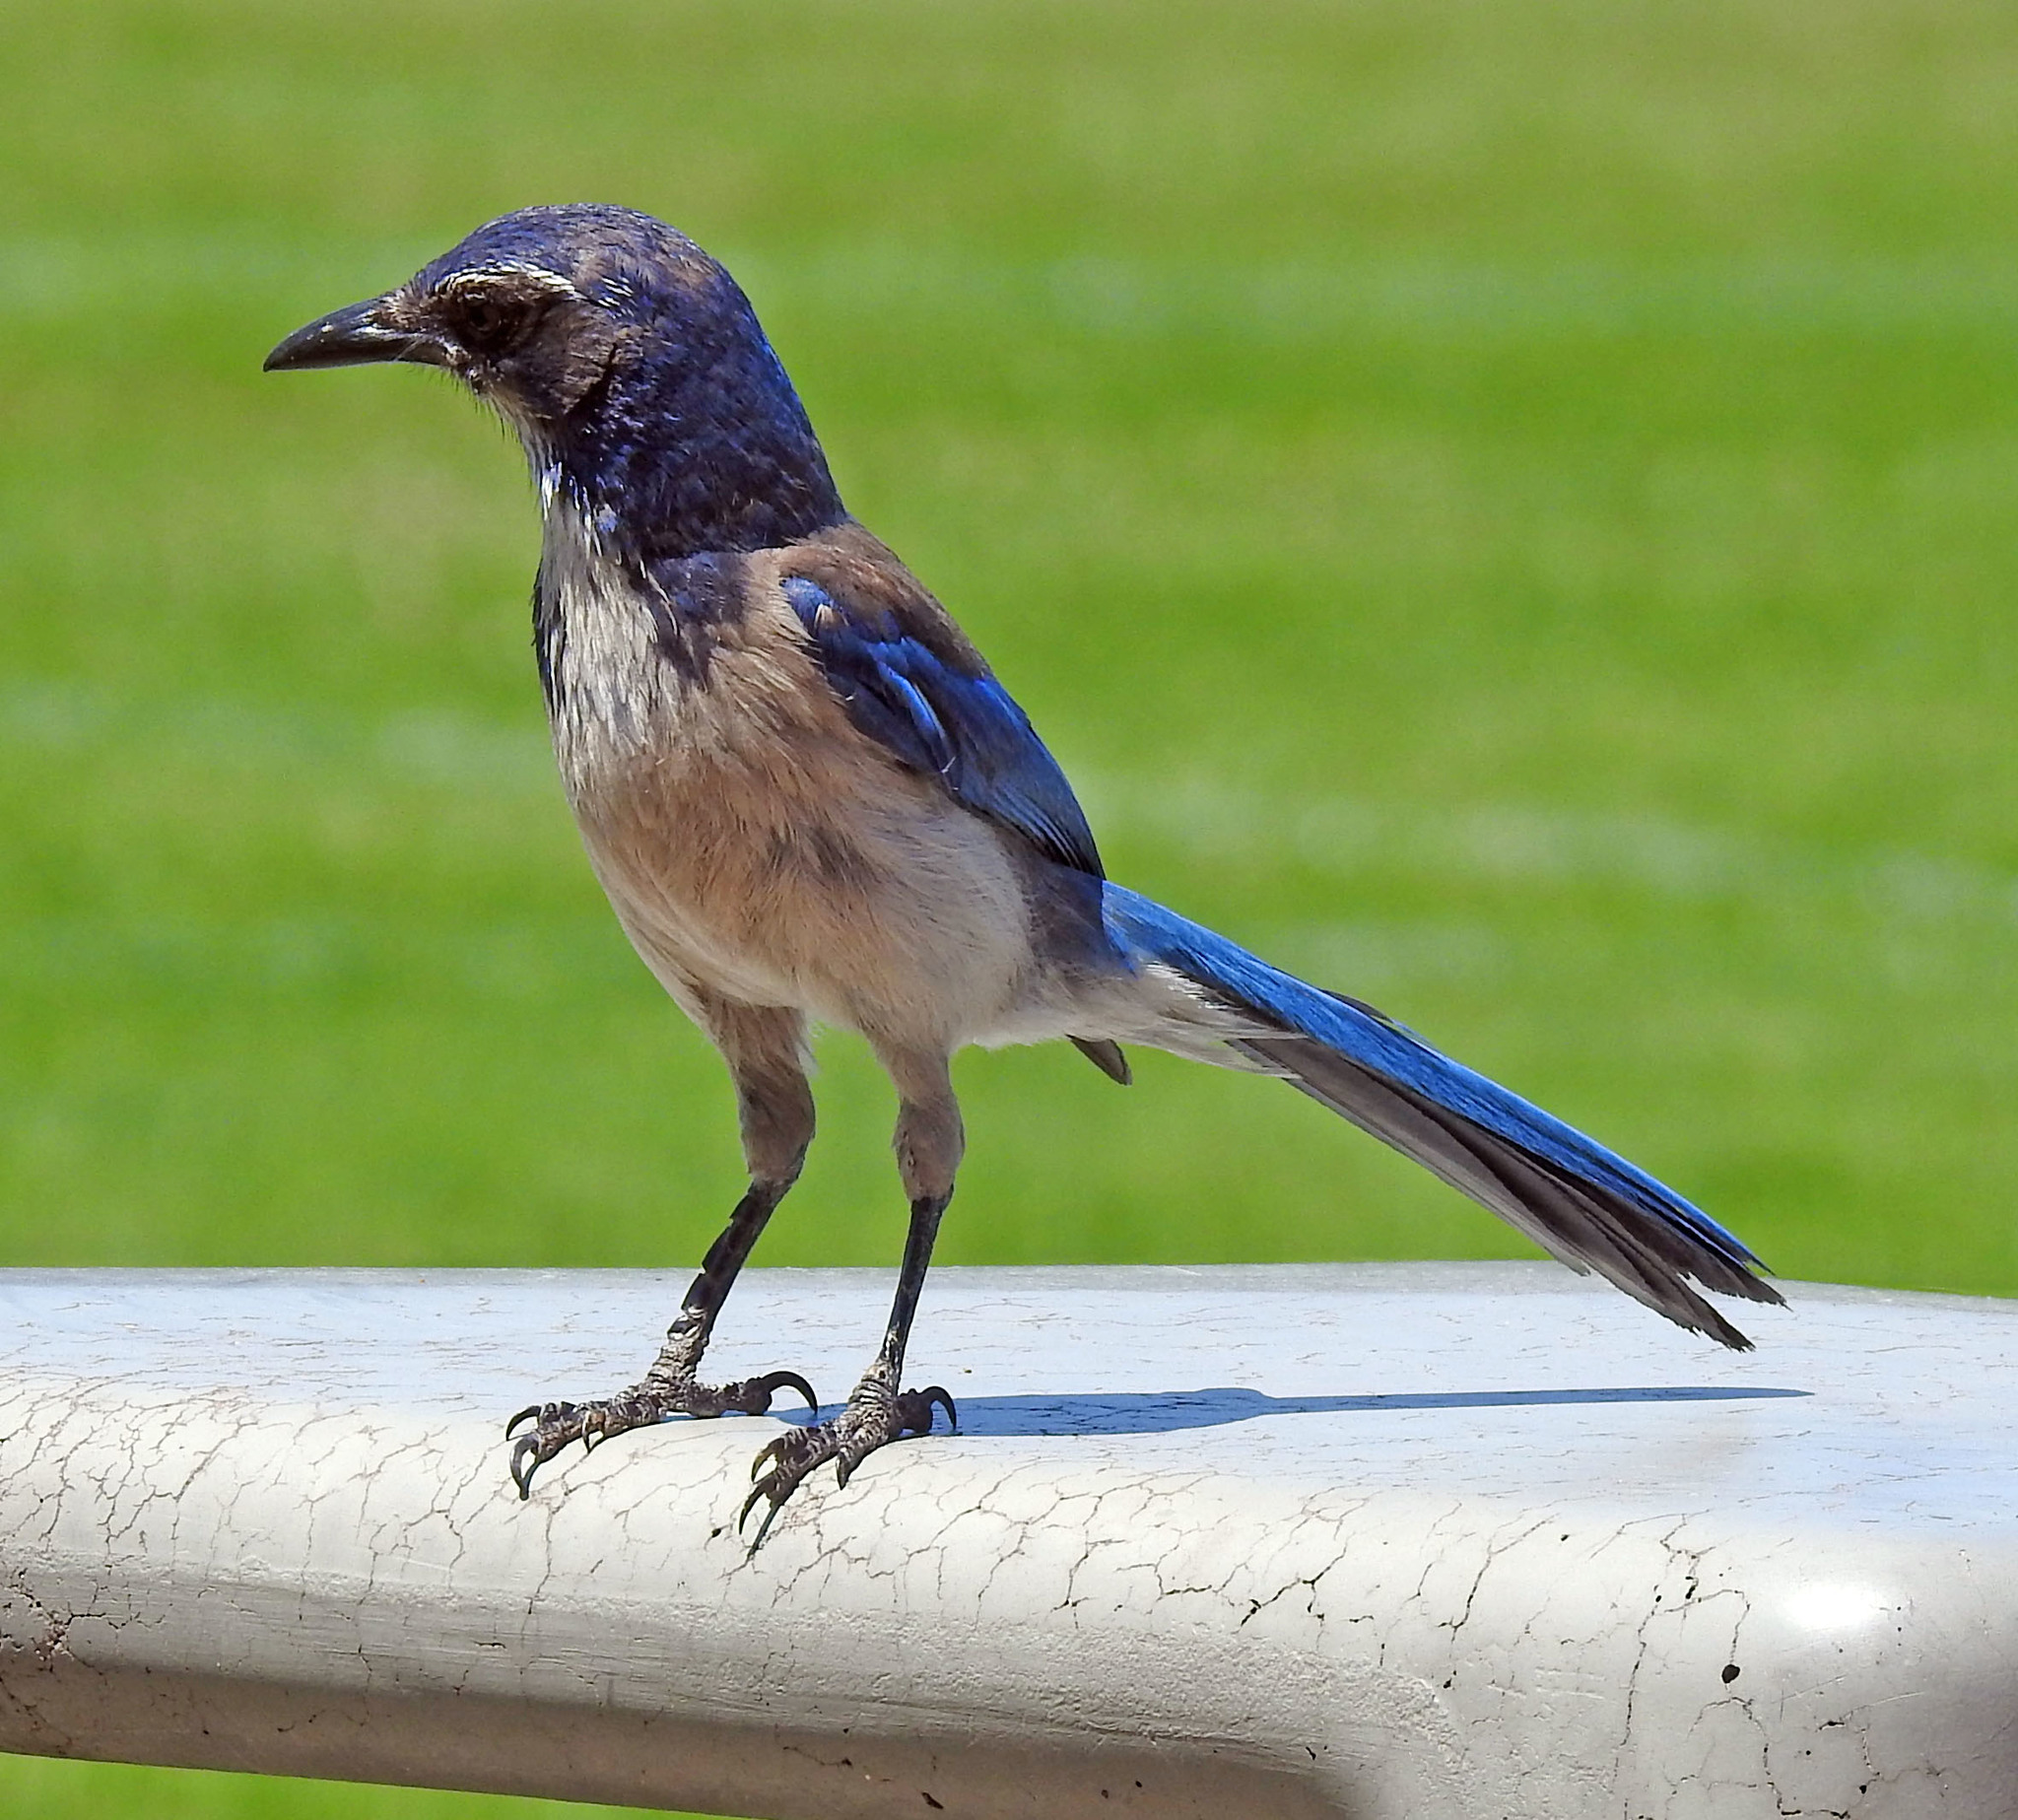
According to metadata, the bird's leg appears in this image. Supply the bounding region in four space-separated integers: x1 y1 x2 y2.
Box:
506 1177 814 1496
741 1051 962 1544
739 1191 956 1543
509 1007 818 1498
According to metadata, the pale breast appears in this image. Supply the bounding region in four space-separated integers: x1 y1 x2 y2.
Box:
533 501 1036 1044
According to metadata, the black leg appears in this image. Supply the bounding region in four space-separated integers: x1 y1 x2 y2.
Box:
506 1001 821 1499
739 1189 958 1547
506 1176 816 1498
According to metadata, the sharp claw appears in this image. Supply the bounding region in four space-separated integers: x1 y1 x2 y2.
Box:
504 1365 823 1508
764 1370 818 1411
731 1382 954 1544
744 1495 785 1552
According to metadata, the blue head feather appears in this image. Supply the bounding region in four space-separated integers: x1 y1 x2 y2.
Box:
411 205 846 558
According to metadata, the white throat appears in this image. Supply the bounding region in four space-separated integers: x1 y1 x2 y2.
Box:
535 480 665 785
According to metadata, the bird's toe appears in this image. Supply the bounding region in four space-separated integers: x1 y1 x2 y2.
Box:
504 1370 820 1499
737 1384 957 1541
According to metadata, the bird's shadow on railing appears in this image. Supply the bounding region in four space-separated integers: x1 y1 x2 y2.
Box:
883 1383 1810 1439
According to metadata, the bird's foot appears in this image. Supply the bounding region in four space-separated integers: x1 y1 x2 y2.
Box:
505 1368 817 1499
738 1381 957 1547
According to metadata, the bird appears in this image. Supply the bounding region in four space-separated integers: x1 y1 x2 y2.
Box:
265 204 1782 1541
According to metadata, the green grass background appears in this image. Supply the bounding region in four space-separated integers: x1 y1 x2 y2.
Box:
6 0 2018 1813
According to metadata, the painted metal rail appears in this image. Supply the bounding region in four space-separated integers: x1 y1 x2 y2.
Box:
0 1262 2009 1818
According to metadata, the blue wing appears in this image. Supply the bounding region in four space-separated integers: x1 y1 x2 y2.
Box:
781 575 1103 878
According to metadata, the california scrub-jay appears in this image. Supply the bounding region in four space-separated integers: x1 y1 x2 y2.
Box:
266 206 1780 1539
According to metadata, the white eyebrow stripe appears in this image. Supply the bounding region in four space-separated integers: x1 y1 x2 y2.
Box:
441 263 581 299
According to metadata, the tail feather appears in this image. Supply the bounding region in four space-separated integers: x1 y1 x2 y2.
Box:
1102 885 1781 1349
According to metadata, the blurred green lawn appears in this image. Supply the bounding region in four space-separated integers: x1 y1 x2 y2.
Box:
6 1 2018 1814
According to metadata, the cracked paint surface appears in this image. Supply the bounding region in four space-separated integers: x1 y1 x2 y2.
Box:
0 1262 2012 1818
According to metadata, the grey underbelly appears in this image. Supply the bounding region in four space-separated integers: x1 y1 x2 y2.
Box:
568 774 1049 1044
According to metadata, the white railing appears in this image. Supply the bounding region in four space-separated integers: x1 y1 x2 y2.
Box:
0 1262 2010 1818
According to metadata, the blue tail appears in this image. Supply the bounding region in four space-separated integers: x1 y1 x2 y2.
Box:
1102 884 1780 1348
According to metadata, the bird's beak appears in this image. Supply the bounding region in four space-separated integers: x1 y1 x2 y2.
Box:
263 294 449 372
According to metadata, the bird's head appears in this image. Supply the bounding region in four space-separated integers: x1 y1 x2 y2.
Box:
266 205 843 555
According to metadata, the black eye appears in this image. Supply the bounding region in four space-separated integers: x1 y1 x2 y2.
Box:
456 289 529 350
